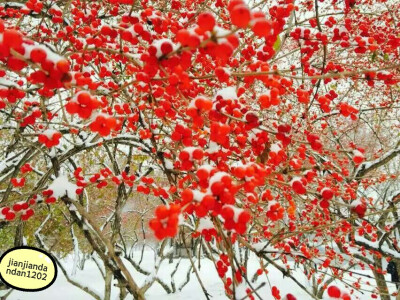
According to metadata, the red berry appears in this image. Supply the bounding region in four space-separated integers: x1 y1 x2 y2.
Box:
221 206 234 219
292 179 306 194
56 59 70 73
321 188 333 200
353 155 364 164
181 189 194 203
160 42 173 55
197 13 215 32
30 48 47 63
179 151 190 161
7 57 27 72
155 205 169 219
286 294 297 300
196 169 209 181
230 5 251 28
201 195 215 209
320 200 329 209
238 211 251 223
13 203 22 211
327 286 341 298
1 207 10 215
3 30 23 49
228 0 244 11
252 19 270 37
192 149 204 160
134 23 144 34
176 29 190 45
352 203 367 218
5 211 16 221
341 293 351 300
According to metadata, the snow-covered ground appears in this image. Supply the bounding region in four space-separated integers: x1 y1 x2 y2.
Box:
3 249 397 300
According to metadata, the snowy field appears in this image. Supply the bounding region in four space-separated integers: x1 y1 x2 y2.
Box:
2 249 397 300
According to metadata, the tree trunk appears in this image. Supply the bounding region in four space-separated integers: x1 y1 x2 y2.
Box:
104 268 112 300
372 255 390 300
14 222 24 247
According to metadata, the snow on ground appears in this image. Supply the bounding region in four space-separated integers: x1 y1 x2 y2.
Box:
4 249 398 300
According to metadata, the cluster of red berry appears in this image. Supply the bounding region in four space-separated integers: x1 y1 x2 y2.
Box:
276 124 292 147
210 122 231 148
350 200 367 218
181 188 216 218
89 115 118 137
186 97 213 128
229 0 293 47
307 133 323 151
266 201 285 221
0 23 71 105
121 21 152 45
21 163 33 173
259 88 281 108
42 189 57 204
221 205 251 234
24 0 43 13
339 102 358 120
149 204 181 240
112 171 136 187
0 86 25 109
1 200 35 221
66 91 102 119
171 124 193 146
28 45 70 93
89 167 114 189
216 254 230 278
20 107 42 127
11 177 25 187
38 130 62 148
319 187 334 208
178 147 204 171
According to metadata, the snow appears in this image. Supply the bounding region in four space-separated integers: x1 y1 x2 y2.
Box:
198 164 215 173
214 26 231 38
248 129 262 142
206 141 220 154
0 77 19 88
352 149 364 158
0 2 24 8
48 175 78 200
197 217 214 231
355 234 400 259
164 159 173 170
354 146 400 177
270 143 282 153
290 177 302 185
192 190 207 202
235 282 248 300
3 249 395 300
23 43 64 63
41 129 58 139
215 87 237 100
